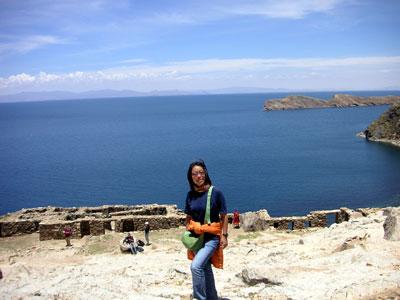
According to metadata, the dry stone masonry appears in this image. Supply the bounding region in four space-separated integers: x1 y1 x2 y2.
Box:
0 204 186 240
238 207 378 232
0 204 383 240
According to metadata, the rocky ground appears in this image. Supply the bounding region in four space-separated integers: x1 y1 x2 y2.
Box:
0 209 399 300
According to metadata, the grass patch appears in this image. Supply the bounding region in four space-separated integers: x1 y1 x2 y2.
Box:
87 242 110 255
101 233 114 241
234 232 261 242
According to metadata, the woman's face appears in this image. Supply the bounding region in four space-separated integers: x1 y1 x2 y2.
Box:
191 165 206 188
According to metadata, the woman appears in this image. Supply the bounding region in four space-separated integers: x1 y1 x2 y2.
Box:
184 160 228 300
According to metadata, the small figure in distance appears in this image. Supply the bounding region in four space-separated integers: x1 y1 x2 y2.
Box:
144 221 151 245
124 232 138 255
233 209 240 229
63 225 73 247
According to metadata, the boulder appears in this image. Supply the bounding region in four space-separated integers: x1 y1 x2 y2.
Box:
356 208 380 216
333 234 368 252
340 208 363 220
383 207 400 241
241 210 270 232
238 268 282 286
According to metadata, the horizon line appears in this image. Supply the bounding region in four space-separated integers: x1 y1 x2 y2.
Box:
1 88 400 104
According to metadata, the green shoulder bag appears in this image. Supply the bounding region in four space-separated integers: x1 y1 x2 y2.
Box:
181 186 213 251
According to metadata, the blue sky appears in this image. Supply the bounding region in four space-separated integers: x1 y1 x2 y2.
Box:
0 0 399 94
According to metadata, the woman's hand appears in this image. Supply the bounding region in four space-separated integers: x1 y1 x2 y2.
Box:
220 235 228 249
187 220 205 235
219 214 228 249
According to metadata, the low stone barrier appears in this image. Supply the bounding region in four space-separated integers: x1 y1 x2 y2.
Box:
109 206 167 217
308 213 327 228
292 217 307 230
0 220 40 237
239 208 354 232
37 215 186 240
269 216 309 230
39 221 81 241
39 220 106 240
337 208 350 223
0 204 380 239
308 209 342 227
89 220 105 236
114 215 185 232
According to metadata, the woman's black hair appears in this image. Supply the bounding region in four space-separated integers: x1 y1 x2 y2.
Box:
187 159 212 191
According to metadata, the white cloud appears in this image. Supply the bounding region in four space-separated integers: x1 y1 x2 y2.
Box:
144 0 346 26
0 35 65 55
222 0 345 19
1 55 399 93
118 58 147 65
0 0 349 62
108 56 400 75
37 72 61 82
147 12 202 25
7 73 35 83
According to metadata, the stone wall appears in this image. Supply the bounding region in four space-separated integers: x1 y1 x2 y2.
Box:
114 215 185 232
39 221 81 241
337 208 350 223
0 220 40 237
308 213 327 228
267 217 308 230
308 209 341 228
239 208 353 232
37 215 186 240
109 206 167 217
0 204 376 239
292 218 307 230
89 220 105 236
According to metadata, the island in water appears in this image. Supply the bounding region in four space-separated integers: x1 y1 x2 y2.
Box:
359 103 400 147
264 94 400 111
263 93 400 148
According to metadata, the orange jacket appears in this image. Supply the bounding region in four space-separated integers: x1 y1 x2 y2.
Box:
186 220 224 269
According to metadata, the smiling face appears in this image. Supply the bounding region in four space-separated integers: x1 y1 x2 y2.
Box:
187 160 212 191
191 165 206 189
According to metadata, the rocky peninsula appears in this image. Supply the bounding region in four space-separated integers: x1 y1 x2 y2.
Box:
360 103 400 147
264 94 400 111
1 205 399 299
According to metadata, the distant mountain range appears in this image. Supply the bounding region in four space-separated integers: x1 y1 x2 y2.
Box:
1 87 399 103
0 87 293 103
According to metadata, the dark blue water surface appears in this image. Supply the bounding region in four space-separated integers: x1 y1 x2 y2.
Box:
1 91 400 217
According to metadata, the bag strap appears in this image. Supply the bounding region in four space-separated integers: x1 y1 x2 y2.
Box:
204 186 213 225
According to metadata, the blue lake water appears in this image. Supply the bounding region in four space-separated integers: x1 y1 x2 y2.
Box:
1 91 400 217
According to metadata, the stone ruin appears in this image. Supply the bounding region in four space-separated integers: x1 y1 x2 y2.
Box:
0 204 186 240
269 209 347 231
230 207 380 232
0 204 381 240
